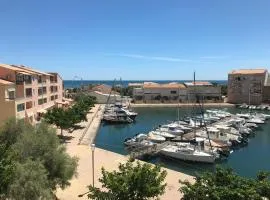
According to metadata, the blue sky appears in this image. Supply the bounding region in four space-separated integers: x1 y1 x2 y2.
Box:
0 0 270 80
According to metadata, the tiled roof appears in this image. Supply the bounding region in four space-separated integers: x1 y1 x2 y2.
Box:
0 63 52 76
0 63 36 75
184 81 213 86
143 82 186 89
229 69 267 75
13 65 52 76
0 79 14 85
91 84 119 95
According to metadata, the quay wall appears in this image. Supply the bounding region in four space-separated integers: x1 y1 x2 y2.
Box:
130 103 235 108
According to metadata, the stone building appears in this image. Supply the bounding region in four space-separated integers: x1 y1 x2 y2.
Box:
227 69 270 105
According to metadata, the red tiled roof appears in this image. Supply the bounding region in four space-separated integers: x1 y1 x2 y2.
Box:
229 69 267 75
143 82 186 89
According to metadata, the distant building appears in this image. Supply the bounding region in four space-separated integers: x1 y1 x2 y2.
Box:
227 69 270 104
132 81 221 103
87 84 121 104
184 81 222 101
0 63 65 124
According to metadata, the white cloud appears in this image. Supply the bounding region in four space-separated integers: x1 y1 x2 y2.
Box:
106 53 200 63
200 56 229 59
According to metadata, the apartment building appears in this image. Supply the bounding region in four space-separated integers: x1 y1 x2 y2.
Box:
133 81 222 103
133 82 187 103
227 69 269 105
0 63 64 124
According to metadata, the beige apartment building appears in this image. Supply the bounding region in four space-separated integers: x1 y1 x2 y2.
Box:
0 63 66 124
133 82 187 103
133 81 222 103
227 69 270 105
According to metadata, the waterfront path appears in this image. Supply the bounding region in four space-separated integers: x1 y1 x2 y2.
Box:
131 102 234 108
56 104 194 200
78 104 105 145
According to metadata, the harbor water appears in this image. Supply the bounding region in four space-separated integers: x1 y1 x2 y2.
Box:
95 107 270 178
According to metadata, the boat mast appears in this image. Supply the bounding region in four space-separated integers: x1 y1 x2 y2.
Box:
106 78 116 106
194 72 214 153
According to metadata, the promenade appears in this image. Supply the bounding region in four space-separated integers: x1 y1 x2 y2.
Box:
56 104 194 200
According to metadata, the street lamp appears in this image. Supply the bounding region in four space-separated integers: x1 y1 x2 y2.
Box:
91 143 95 187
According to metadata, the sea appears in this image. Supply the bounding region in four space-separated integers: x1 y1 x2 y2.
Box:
63 80 227 89
95 107 270 178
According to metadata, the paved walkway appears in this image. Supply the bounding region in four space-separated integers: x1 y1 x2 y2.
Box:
79 104 105 145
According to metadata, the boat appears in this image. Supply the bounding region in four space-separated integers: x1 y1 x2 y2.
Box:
236 113 251 119
149 131 176 139
160 143 218 163
246 117 265 124
157 124 184 136
103 114 133 124
148 132 166 143
124 133 148 146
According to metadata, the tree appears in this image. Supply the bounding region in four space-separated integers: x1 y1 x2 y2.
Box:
44 95 96 136
179 167 270 200
43 107 73 136
0 119 78 199
88 161 167 200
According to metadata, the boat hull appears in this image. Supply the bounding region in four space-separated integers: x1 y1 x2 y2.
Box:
160 150 216 163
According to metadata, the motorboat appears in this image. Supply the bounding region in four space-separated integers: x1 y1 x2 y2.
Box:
124 134 148 146
160 143 218 163
103 114 133 124
246 118 265 124
148 131 176 139
236 113 251 119
148 132 166 143
157 124 184 136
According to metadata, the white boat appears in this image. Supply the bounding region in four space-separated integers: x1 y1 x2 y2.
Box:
148 132 166 143
246 118 265 124
124 134 148 146
149 131 175 139
165 122 192 132
244 123 258 129
160 144 217 163
236 113 251 119
157 124 184 136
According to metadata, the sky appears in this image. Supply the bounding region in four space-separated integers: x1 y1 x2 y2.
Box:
0 0 270 80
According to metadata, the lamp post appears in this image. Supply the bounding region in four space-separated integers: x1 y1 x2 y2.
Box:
91 143 95 187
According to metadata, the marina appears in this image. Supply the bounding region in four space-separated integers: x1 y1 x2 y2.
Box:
95 106 270 178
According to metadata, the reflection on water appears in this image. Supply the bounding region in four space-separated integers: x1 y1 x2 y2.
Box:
95 107 270 177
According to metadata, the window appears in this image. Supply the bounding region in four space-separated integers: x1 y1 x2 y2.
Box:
16 74 24 84
38 87 43 96
8 91 15 100
17 103 25 112
38 99 43 105
42 87 47 94
25 88 32 97
51 95 55 101
55 95 58 99
24 75 32 84
170 91 177 94
38 76 42 83
43 98 47 104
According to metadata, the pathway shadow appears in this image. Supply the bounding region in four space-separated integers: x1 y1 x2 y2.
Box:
58 135 75 143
